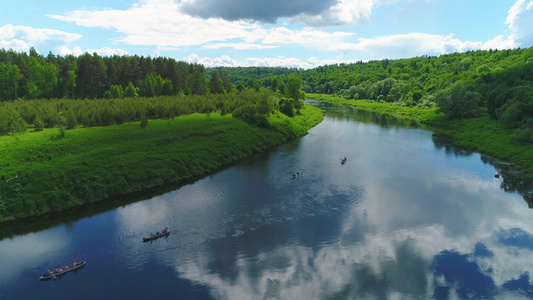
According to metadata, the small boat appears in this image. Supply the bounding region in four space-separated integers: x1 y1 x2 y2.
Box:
341 157 347 165
143 229 170 242
40 261 86 281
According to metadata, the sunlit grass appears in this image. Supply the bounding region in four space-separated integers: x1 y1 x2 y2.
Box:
0 106 323 221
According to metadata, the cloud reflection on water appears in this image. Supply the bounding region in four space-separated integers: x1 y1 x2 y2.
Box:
0 229 68 286
109 110 533 299
111 169 533 299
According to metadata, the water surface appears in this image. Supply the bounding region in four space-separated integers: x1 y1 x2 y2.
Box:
1 101 533 299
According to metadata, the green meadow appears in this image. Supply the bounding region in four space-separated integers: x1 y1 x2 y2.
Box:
0 105 323 222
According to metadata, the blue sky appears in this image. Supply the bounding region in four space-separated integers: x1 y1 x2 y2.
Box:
1 0 532 68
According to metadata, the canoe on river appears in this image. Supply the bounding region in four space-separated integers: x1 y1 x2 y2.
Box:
39 261 86 281
143 230 170 242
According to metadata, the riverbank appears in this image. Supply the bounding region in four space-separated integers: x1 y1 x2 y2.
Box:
0 104 324 222
307 93 533 180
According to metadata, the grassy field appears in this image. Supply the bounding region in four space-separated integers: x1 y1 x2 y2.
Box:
0 104 324 222
307 93 533 179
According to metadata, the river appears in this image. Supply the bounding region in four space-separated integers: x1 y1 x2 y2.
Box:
1 101 533 299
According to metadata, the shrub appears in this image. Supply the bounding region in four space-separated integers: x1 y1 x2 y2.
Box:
511 128 533 143
34 115 45 131
140 115 149 128
279 97 295 117
232 105 269 127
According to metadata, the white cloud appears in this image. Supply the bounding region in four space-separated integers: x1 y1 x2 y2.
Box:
85 47 130 56
48 0 260 48
260 27 354 49
202 43 278 50
246 56 309 68
58 46 129 57
331 33 480 60
28 0 533 66
0 24 82 54
184 53 347 68
0 39 30 53
293 0 375 26
506 0 533 48
47 0 354 53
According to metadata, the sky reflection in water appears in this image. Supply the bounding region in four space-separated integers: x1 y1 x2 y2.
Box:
113 104 533 299
2 103 533 299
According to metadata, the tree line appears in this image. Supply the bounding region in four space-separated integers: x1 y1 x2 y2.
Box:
1 88 307 136
220 47 533 143
0 47 233 101
2 46 533 143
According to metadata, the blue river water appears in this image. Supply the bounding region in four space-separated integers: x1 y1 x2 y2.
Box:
1 101 533 299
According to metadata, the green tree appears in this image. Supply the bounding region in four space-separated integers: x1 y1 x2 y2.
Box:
124 82 138 98
34 115 44 131
0 62 22 101
208 70 224 94
76 53 107 99
105 84 125 99
26 56 58 99
287 75 301 101
279 97 295 117
188 64 207 95
435 80 485 119
56 55 77 98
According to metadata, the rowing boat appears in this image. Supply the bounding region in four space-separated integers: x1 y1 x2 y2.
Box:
143 230 170 242
39 261 86 281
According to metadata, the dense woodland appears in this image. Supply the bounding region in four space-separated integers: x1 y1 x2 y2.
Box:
0 47 220 101
220 48 533 143
0 48 305 135
1 47 533 142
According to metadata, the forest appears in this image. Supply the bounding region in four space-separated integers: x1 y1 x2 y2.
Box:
220 48 533 144
1 47 533 143
0 47 217 101
0 48 307 135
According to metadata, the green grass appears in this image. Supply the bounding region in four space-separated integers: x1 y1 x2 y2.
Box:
307 93 533 180
306 93 442 123
432 116 533 176
0 105 324 222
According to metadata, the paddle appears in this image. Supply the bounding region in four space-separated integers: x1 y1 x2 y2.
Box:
47 270 56 279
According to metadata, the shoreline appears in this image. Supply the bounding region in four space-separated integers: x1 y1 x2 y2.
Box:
0 105 324 223
306 93 533 182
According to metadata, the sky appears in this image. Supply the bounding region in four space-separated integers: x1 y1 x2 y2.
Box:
1 0 533 68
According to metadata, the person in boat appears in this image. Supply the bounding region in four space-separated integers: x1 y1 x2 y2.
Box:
69 261 77 268
156 231 160 236
162 227 168 233
55 266 62 273
149 232 154 238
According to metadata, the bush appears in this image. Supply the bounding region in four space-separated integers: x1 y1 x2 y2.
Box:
279 97 295 117
9 115 27 134
232 105 269 127
66 111 78 129
511 128 533 143
140 115 149 128
435 80 485 119
34 115 44 131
